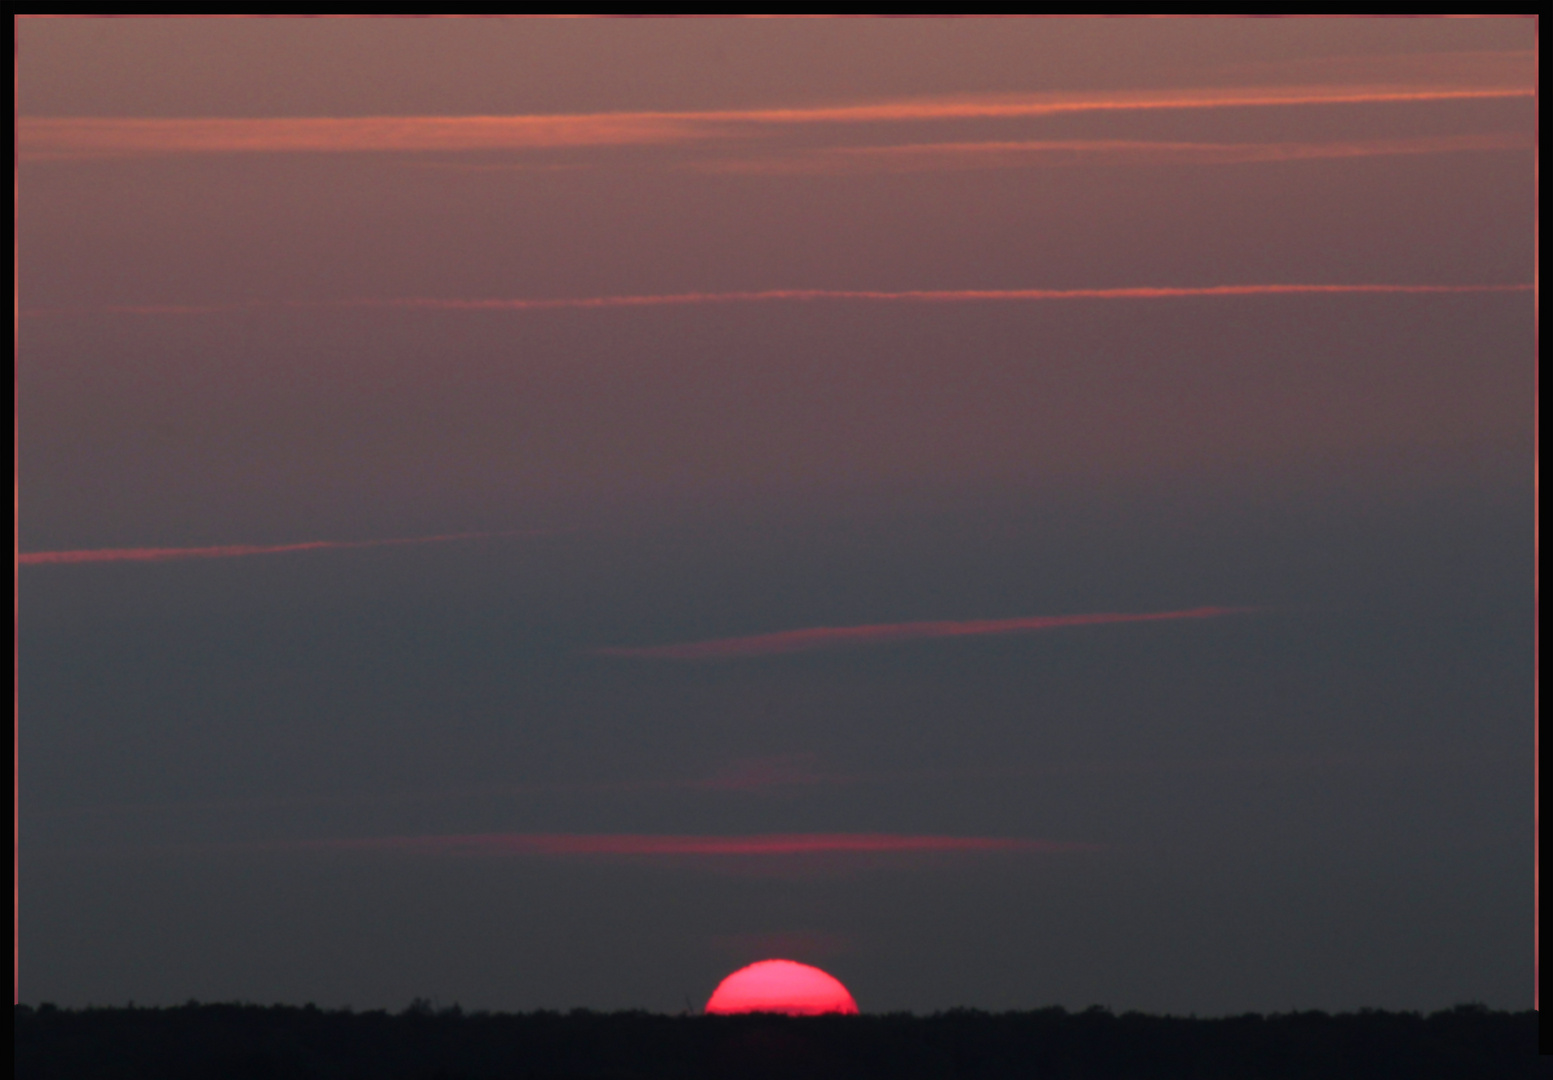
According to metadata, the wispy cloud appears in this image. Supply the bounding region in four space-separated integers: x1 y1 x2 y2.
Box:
704 132 1535 175
296 832 1095 857
19 281 1530 321
18 82 1532 162
594 606 1253 661
17 529 551 566
17 114 714 162
338 282 1534 312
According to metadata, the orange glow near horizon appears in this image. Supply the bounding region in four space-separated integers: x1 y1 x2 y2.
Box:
704 960 860 1016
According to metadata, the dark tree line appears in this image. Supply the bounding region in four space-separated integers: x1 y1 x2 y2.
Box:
14 1000 1545 1079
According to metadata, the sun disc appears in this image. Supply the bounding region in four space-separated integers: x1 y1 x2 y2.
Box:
704 959 859 1016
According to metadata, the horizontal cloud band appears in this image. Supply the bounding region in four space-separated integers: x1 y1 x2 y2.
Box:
706 132 1535 175
299 833 1094 856
594 606 1253 660
20 282 1529 321
19 85 1532 160
346 283 1531 313
18 530 548 566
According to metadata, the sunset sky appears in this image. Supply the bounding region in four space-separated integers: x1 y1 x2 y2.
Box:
17 16 1536 1015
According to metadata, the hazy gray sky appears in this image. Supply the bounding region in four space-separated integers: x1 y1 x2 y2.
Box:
18 15 1535 1015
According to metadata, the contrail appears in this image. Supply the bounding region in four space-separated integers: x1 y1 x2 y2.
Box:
594 606 1254 660
17 529 552 566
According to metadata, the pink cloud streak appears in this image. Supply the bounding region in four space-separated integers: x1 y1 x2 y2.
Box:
346 283 1530 313
19 282 1530 321
594 606 1254 660
17 530 547 566
18 84 1531 162
300 833 1093 857
706 132 1535 175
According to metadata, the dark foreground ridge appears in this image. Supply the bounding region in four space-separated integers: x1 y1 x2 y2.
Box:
14 1001 1542 1079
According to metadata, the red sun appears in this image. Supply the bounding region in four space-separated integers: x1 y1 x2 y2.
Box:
704 959 860 1016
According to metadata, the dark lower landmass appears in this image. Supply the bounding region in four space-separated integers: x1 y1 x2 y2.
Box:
14 1001 1543 1079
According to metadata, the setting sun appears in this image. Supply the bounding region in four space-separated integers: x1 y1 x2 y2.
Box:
704 960 860 1016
